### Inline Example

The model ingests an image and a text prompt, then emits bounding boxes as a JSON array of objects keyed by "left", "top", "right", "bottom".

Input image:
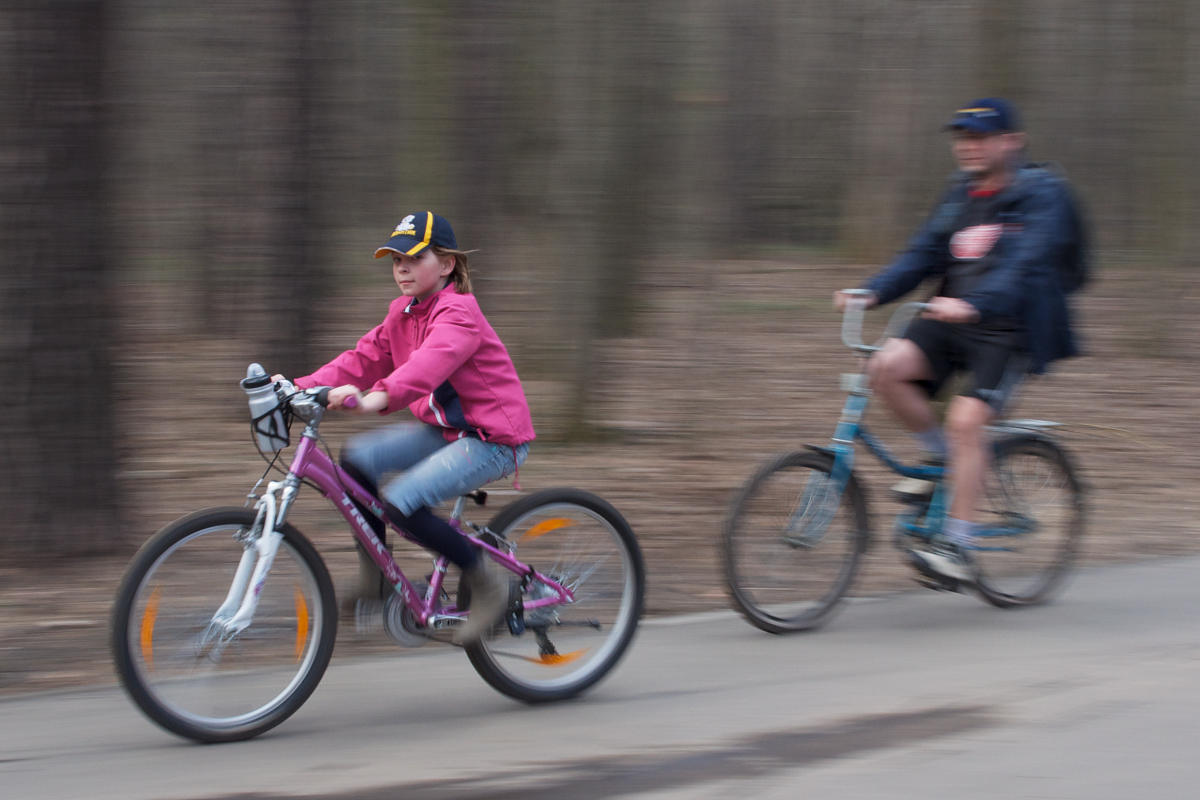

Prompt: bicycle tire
[
  {"left": 465, "top": 488, "right": 644, "bottom": 703},
  {"left": 972, "top": 435, "right": 1084, "bottom": 608},
  {"left": 722, "top": 449, "right": 870, "bottom": 634},
  {"left": 111, "top": 507, "right": 337, "bottom": 743}
]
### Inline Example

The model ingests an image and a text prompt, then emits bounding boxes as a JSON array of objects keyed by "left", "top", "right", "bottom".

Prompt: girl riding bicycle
[{"left": 285, "top": 212, "right": 535, "bottom": 644}]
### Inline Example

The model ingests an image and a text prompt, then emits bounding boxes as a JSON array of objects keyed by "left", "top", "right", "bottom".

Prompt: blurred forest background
[{"left": 1, "top": 0, "right": 1198, "bottom": 562}]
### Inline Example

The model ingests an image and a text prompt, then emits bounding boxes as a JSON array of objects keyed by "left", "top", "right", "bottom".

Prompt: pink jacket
[{"left": 295, "top": 285, "right": 536, "bottom": 446}]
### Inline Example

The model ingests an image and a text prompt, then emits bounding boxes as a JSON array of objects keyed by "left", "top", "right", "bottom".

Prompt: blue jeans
[{"left": 343, "top": 423, "right": 528, "bottom": 516}]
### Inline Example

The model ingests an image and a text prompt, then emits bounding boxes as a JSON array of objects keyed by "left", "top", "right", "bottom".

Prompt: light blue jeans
[{"left": 343, "top": 423, "right": 528, "bottom": 516}]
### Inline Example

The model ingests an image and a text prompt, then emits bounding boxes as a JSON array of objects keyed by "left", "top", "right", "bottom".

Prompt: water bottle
[{"left": 241, "top": 363, "right": 289, "bottom": 451}]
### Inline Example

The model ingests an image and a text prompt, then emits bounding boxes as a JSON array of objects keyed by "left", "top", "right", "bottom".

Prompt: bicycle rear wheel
[
  {"left": 722, "top": 450, "right": 870, "bottom": 634},
  {"left": 465, "top": 488, "right": 644, "bottom": 703},
  {"left": 972, "top": 435, "right": 1084, "bottom": 608},
  {"left": 112, "top": 507, "right": 337, "bottom": 743}
]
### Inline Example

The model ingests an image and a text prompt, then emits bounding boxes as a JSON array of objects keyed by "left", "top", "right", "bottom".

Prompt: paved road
[{"left": 4, "top": 556, "right": 1200, "bottom": 800}]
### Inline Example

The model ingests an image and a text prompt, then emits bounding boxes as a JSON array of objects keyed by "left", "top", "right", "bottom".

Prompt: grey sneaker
[
  {"left": 891, "top": 456, "right": 945, "bottom": 503},
  {"left": 908, "top": 543, "right": 975, "bottom": 592},
  {"left": 453, "top": 561, "right": 509, "bottom": 645}
]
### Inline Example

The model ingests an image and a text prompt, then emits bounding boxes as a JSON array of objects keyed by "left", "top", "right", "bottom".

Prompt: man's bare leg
[
  {"left": 868, "top": 338, "right": 937, "bottom": 434},
  {"left": 907, "top": 395, "right": 995, "bottom": 585},
  {"left": 945, "top": 395, "right": 996, "bottom": 526}
]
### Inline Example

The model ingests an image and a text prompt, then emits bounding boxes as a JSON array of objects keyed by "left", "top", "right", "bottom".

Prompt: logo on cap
[
  {"left": 374, "top": 212, "right": 455, "bottom": 259},
  {"left": 393, "top": 215, "right": 417, "bottom": 237},
  {"left": 945, "top": 97, "right": 1020, "bottom": 134}
]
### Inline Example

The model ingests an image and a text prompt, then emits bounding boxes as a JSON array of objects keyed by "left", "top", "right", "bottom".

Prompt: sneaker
[
  {"left": 908, "top": 544, "right": 975, "bottom": 592},
  {"left": 891, "top": 456, "right": 945, "bottom": 503},
  {"left": 453, "top": 561, "right": 509, "bottom": 645}
]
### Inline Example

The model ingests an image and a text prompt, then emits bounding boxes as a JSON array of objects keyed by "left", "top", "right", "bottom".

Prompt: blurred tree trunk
[
  {"left": 837, "top": 1, "right": 923, "bottom": 262},
  {"left": 593, "top": 0, "right": 672, "bottom": 338},
  {"left": 195, "top": 8, "right": 253, "bottom": 336},
  {"left": 264, "top": 0, "right": 324, "bottom": 379},
  {"left": 454, "top": 0, "right": 510, "bottom": 263},
  {"left": 542, "top": 0, "right": 672, "bottom": 438},
  {"left": 977, "top": 0, "right": 1025, "bottom": 99},
  {"left": 722, "top": 0, "right": 776, "bottom": 251},
  {"left": 0, "top": 0, "right": 122, "bottom": 557},
  {"left": 547, "top": 0, "right": 605, "bottom": 439},
  {"left": 1131, "top": 0, "right": 1188, "bottom": 259}
]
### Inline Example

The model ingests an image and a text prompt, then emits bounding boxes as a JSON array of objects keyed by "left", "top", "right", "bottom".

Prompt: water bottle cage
[{"left": 250, "top": 402, "right": 292, "bottom": 450}]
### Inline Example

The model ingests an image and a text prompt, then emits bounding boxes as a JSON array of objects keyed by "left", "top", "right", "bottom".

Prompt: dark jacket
[{"left": 862, "top": 165, "right": 1079, "bottom": 373}]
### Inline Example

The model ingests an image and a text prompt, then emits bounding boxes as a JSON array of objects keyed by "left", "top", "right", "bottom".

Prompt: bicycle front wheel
[
  {"left": 972, "top": 435, "right": 1084, "bottom": 608},
  {"left": 111, "top": 508, "right": 337, "bottom": 743},
  {"left": 722, "top": 450, "right": 870, "bottom": 634},
  {"left": 465, "top": 488, "right": 644, "bottom": 703}
]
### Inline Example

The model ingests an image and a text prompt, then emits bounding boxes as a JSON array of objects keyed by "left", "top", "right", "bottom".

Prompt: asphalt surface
[{"left": 4, "top": 555, "right": 1200, "bottom": 799}]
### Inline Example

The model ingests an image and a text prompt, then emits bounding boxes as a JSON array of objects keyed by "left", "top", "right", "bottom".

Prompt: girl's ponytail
[{"left": 432, "top": 246, "right": 474, "bottom": 294}]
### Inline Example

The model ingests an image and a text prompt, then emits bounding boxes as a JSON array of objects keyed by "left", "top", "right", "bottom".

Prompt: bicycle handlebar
[
  {"left": 839, "top": 296, "right": 929, "bottom": 355},
  {"left": 271, "top": 380, "right": 354, "bottom": 411}
]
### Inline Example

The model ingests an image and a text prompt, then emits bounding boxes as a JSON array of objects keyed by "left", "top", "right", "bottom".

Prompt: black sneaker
[{"left": 908, "top": 543, "right": 975, "bottom": 592}]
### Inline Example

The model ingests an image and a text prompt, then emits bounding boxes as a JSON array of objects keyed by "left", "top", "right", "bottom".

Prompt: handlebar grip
[
  {"left": 313, "top": 387, "right": 332, "bottom": 407},
  {"left": 342, "top": 394, "right": 359, "bottom": 409}
]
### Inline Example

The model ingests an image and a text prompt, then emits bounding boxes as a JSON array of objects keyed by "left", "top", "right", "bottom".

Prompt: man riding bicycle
[{"left": 835, "top": 97, "right": 1081, "bottom": 588}]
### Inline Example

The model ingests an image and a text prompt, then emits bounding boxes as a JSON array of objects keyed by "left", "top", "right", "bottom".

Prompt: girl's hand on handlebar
[
  {"left": 328, "top": 385, "right": 388, "bottom": 414},
  {"left": 922, "top": 296, "right": 980, "bottom": 324},
  {"left": 326, "top": 385, "right": 362, "bottom": 411},
  {"left": 833, "top": 290, "right": 877, "bottom": 313}
]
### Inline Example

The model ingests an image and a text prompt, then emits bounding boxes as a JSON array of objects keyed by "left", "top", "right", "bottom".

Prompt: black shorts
[{"left": 903, "top": 318, "right": 1025, "bottom": 412}]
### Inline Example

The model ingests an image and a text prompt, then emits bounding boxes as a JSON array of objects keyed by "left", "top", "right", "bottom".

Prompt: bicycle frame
[
  {"left": 813, "top": 299, "right": 1054, "bottom": 550},
  {"left": 823, "top": 378, "right": 949, "bottom": 540},
  {"left": 224, "top": 413, "right": 575, "bottom": 635},
  {"left": 808, "top": 297, "right": 1040, "bottom": 548}
]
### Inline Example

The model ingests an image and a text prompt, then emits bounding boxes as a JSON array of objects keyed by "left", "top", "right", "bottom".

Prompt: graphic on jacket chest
[{"left": 950, "top": 224, "right": 1003, "bottom": 260}]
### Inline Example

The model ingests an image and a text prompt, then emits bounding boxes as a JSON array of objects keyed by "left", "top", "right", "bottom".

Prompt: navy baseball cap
[
  {"left": 374, "top": 212, "right": 457, "bottom": 258},
  {"left": 944, "top": 98, "right": 1022, "bottom": 134}
]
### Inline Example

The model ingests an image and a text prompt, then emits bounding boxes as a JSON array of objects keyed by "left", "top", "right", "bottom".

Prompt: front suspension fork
[{"left": 213, "top": 478, "right": 298, "bottom": 633}]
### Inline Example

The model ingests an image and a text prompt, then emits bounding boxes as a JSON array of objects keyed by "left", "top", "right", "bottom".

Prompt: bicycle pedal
[
  {"left": 892, "top": 489, "right": 934, "bottom": 506},
  {"left": 353, "top": 598, "right": 385, "bottom": 634}
]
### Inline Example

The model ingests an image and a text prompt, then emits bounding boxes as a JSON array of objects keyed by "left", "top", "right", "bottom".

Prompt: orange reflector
[
  {"left": 520, "top": 518, "right": 574, "bottom": 542},
  {"left": 294, "top": 587, "right": 309, "bottom": 661},
  {"left": 140, "top": 586, "right": 161, "bottom": 671},
  {"left": 537, "top": 649, "right": 586, "bottom": 666}
]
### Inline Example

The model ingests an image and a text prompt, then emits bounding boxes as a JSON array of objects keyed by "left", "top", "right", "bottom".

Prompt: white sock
[
  {"left": 914, "top": 426, "right": 948, "bottom": 459},
  {"left": 943, "top": 517, "right": 978, "bottom": 547}
]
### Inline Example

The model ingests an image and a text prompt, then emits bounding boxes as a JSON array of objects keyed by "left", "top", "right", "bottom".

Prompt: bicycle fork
[
  {"left": 212, "top": 478, "right": 299, "bottom": 635},
  {"left": 784, "top": 383, "right": 866, "bottom": 546}
]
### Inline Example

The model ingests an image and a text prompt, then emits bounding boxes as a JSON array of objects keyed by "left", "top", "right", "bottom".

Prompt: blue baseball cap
[
  {"left": 944, "top": 98, "right": 1022, "bottom": 134},
  {"left": 374, "top": 212, "right": 458, "bottom": 258}
]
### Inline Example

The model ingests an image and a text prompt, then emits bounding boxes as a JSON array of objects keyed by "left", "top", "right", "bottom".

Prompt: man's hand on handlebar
[
  {"left": 833, "top": 292, "right": 979, "bottom": 324},
  {"left": 921, "top": 296, "right": 980, "bottom": 324},
  {"left": 833, "top": 290, "right": 878, "bottom": 313}
]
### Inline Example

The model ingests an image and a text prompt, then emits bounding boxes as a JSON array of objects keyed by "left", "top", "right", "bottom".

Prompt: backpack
[{"left": 1029, "top": 162, "right": 1090, "bottom": 294}]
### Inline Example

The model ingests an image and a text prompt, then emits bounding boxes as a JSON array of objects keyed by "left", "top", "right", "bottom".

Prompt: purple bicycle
[{"left": 111, "top": 368, "right": 645, "bottom": 743}]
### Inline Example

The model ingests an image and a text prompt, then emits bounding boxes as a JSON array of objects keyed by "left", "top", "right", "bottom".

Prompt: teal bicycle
[{"left": 721, "top": 292, "right": 1085, "bottom": 634}]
